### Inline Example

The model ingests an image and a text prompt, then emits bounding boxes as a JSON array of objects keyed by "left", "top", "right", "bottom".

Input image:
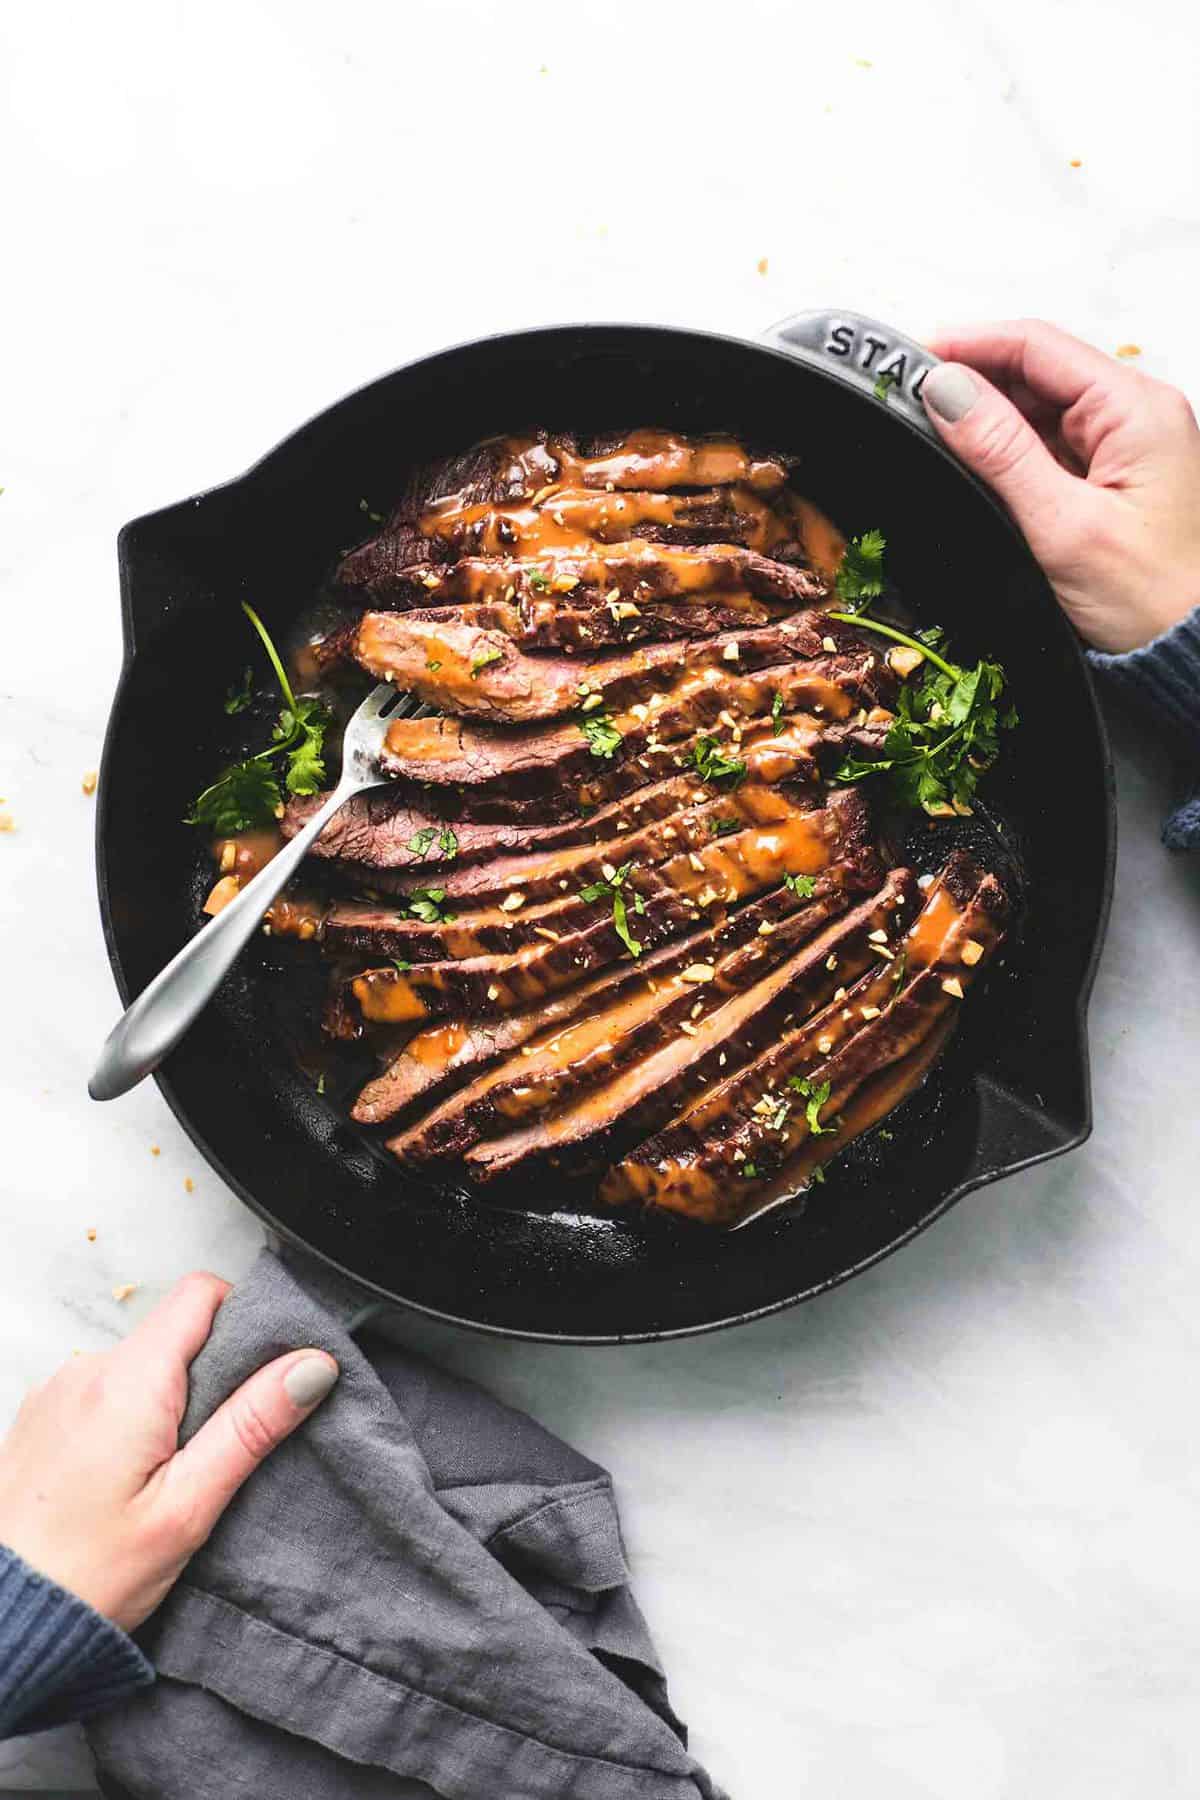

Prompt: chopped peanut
[
  {"left": 81, "top": 770, "right": 99, "bottom": 796},
  {"left": 941, "top": 976, "right": 965, "bottom": 998},
  {"left": 960, "top": 939, "right": 984, "bottom": 966}
]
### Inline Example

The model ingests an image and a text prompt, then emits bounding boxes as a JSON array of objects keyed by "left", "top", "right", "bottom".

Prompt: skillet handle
[{"left": 764, "top": 309, "right": 941, "bottom": 443}]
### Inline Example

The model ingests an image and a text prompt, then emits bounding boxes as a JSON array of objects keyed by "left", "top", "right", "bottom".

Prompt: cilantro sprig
[
  {"left": 580, "top": 710, "right": 623, "bottom": 760},
  {"left": 187, "top": 604, "right": 332, "bottom": 833},
  {"left": 406, "top": 826, "right": 459, "bottom": 862},
  {"left": 828, "top": 529, "right": 1016, "bottom": 815},
  {"left": 829, "top": 610, "right": 1016, "bottom": 815},
  {"left": 833, "top": 529, "right": 887, "bottom": 609},
  {"left": 580, "top": 861, "right": 645, "bottom": 958}
]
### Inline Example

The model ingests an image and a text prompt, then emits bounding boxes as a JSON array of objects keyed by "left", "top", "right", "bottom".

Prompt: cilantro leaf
[
  {"left": 711, "top": 817, "right": 740, "bottom": 837},
  {"left": 771, "top": 690, "right": 785, "bottom": 736},
  {"left": 406, "top": 827, "right": 437, "bottom": 857},
  {"left": 186, "top": 759, "right": 281, "bottom": 833},
  {"left": 224, "top": 667, "right": 254, "bottom": 715},
  {"left": 406, "top": 888, "right": 453, "bottom": 924},
  {"left": 692, "top": 734, "right": 746, "bottom": 786},
  {"left": 785, "top": 1074, "right": 836, "bottom": 1135},
  {"left": 784, "top": 872, "right": 817, "bottom": 897},
  {"left": 874, "top": 369, "right": 898, "bottom": 402},
  {"left": 580, "top": 711, "right": 623, "bottom": 759},
  {"left": 438, "top": 827, "right": 459, "bottom": 860},
  {"left": 579, "top": 861, "right": 642, "bottom": 957},
  {"left": 527, "top": 568, "right": 552, "bottom": 592},
  {"left": 392, "top": 958, "right": 412, "bottom": 972},
  {"left": 834, "top": 529, "right": 887, "bottom": 608},
  {"left": 470, "top": 645, "right": 504, "bottom": 678},
  {"left": 426, "top": 659, "right": 443, "bottom": 673},
  {"left": 281, "top": 697, "right": 331, "bottom": 796},
  {"left": 742, "top": 1164, "right": 758, "bottom": 1179}
]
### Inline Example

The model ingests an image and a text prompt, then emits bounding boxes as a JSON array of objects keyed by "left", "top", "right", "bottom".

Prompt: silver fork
[{"left": 89, "top": 683, "right": 420, "bottom": 1102}]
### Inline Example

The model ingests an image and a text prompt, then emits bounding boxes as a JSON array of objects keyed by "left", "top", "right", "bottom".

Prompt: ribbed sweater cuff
[
  {"left": 0, "top": 1545, "right": 153, "bottom": 1739},
  {"left": 1088, "top": 607, "right": 1200, "bottom": 746}
]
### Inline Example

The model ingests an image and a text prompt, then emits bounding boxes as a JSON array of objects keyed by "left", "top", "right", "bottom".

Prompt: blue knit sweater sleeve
[
  {"left": 0, "top": 1546, "right": 153, "bottom": 1739},
  {"left": 1088, "top": 607, "right": 1200, "bottom": 850}
]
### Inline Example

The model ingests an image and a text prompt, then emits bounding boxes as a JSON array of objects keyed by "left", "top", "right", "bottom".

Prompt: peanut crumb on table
[
  {"left": 1116, "top": 344, "right": 1142, "bottom": 358},
  {"left": 112, "top": 1284, "right": 138, "bottom": 1303},
  {"left": 756, "top": 258, "right": 768, "bottom": 276},
  {"left": 86, "top": 1228, "right": 97, "bottom": 1242},
  {"left": 81, "top": 770, "right": 98, "bottom": 796},
  {"left": 150, "top": 1145, "right": 160, "bottom": 1156},
  {"left": 184, "top": 1177, "right": 195, "bottom": 1193}
]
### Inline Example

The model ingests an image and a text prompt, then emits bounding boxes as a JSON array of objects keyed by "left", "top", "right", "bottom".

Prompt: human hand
[
  {"left": 0, "top": 1272, "right": 338, "bottom": 1633},
  {"left": 920, "top": 320, "right": 1200, "bottom": 653}
]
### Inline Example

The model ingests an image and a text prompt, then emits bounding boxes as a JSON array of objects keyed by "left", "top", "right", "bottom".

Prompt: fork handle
[{"left": 89, "top": 778, "right": 360, "bottom": 1101}]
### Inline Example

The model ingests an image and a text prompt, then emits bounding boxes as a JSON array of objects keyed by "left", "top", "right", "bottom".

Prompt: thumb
[
  {"left": 166, "top": 1349, "right": 339, "bottom": 1541},
  {"left": 921, "top": 361, "right": 1076, "bottom": 553}
]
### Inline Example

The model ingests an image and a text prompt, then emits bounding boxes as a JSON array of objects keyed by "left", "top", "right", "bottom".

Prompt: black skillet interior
[{"left": 97, "top": 325, "right": 1115, "bottom": 1341}]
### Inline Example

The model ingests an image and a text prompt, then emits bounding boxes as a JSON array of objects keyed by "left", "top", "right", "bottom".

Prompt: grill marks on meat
[
  {"left": 341, "top": 788, "right": 875, "bottom": 1022},
  {"left": 601, "top": 854, "right": 1009, "bottom": 1224},
  {"left": 388, "top": 881, "right": 860, "bottom": 1166},
  {"left": 460, "top": 870, "right": 918, "bottom": 1184},
  {"left": 377, "top": 651, "right": 892, "bottom": 814},
  {"left": 349, "top": 609, "right": 858, "bottom": 722}
]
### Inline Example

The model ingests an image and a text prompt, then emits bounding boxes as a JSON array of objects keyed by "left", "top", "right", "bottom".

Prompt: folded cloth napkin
[{"left": 86, "top": 1248, "right": 725, "bottom": 1800}]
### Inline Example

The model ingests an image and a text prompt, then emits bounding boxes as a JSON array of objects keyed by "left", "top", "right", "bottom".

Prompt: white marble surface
[{"left": 3, "top": 2, "right": 1200, "bottom": 1792}]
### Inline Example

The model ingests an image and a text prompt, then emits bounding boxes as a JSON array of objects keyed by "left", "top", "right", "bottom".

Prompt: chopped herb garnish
[
  {"left": 438, "top": 827, "right": 459, "bottom": 860},
  {"left": 768, "top": 1099, "right": 790, "bottom": 1132},
  {"left": 426, "top": 659, "right": 443, "bottom": 673},
  {"left": 580, "top": 861, "right": 642, "bottom": 957},
  {"left": 828, "top": 610, "right": 1015, "bottom": 816},
  {"left": 316, "top": 1072, "right": 326, "bottom": 1095},
  {"left": 783, "top": 872, "right": 817, "bottom": 897},
  {"left": 580, "top": 710, "right": 623, "bottom": 760},
  {"left": 392, "top": 959, "right": 413, "bottom": 972},
  {"left": 833, "top": 529, "right": 887, "bottom": 609},
  {"left": 470, "top": 645, "right": 504, "bottom": 678},
  {"left": 785, "top": 1074, "right": 836, "bottom": 1136},
  {"left": 874, "top": 369, "right": 898, "bottom": 402},
  {"left": 692, "top": 734, "right": 746, "bottom": 786},
  {"left": 406, "top": 827, "right": 437, "bottom": 857},
  {"left": 711, "top": 817, "right": 740, "bottom": 837},
  {"left": 742, "top": 1164, "right": 758, "bottom": 1179},
  {"left": 187, "top": 604, "right": 332, "bottom": 831},
  {"left": 527, "top": 568, "right": 552, "bottom": 591},
  {"left": 877, "top": 1128, "right": 894, "bottom": 1142},
  {"left": 771, "top": 690, "right": 785, "bottom": 735},
  {"left": 359, "top": 498, "right": 384, "bottom": 523},
  {"left": 810, "top": 1164, "right": 827, "bottom": 1184},
  {"left": 224, "top": 667, "right": 254, "bottom": 715},
  {"left": 405, "top": 888, "right": 454, "bottom": 925}
]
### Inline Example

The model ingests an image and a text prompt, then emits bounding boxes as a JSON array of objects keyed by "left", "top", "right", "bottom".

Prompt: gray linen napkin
[{"left": 85, "top": 1249, "right": 725, "bottom": 1800}]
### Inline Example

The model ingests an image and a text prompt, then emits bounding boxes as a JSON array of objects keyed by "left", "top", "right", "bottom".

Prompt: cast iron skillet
[{"left": 95, "top": 311, "right": 1116, "bottom": 1343}]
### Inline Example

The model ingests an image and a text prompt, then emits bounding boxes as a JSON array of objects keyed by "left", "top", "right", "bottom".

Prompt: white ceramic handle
[{"left": 88, "top": 779, "right": 356, "bottom": 1101}]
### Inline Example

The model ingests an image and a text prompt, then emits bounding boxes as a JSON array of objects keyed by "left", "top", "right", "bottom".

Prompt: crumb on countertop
[
  {"left": 854, "top": 57, "right": 873, "bottom": 68},
  {"left": 0, "top": 812, "right": 14, "bottom": 833},
  {"left": 81, "top": 770, "right": 98, "bottom": 796},
  {"left": 150, "top": 1144, "right": 161, "bottom": 1156},
  {"left": 1116, "top": 343, "right": 1142, "bottom": 358},
  {"left": 756, "top": 257, "right": 768, "bottom": 276},
  {"left": 184, "top": 1177, "right": 194, "bottom": 1193},
  {"left": 1069, "top": 158, "right": 1082, "bottom": 168},
  {"left": 112, "top": 1283, "right": 138, "bottom": 1303},
  {"left": 86, "top": 1227, "right": 97, "bottom": 1242}
]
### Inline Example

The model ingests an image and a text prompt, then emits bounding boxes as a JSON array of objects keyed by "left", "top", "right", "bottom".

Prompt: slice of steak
[
  {"left": 350, "top": 609, "right": 856, "bottom": 723},
  {"left": 340, "top": 788, "right": 874, "bottom": 1023},
  {"left": 352, "top": 872, "right": 843, "bottom": 1128},
  {"left": 460, "top": 869, "right": 918, "bottom": 1182},
  {"left": 340, "top": 543, "right": 827, "bottom": 615},
  {"left": 378, "top": 650, "right": 892, "bottom": 808},
  {"left": 282, "top": 769, "right": 731, "bottom": 890},
  {"left": 388, "top": 879, "right": 860, "bottom": 1168},
  {"left": 602, "top": 854, "right": 1009, "bottom": 1223}
]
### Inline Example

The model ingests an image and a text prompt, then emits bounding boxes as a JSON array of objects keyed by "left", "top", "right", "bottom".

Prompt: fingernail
[
  {"left": 923, "top": 363, "right": 980, "bottom": 423},
  {"left": 283, "top": 1354, "right": 339, "bottom": 1408}
]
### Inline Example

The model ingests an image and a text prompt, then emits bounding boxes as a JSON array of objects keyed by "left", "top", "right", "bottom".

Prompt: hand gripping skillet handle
[{"left": 763, "top": 310, "right": 942, "bottom": 443}]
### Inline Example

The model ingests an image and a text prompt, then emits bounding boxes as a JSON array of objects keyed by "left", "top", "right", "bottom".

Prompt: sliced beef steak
[
  {"left": 601, "top": 854, "right": 1009, "bottom": 1223},
  {"left": 459, "top": 868, "right": 917, "bottom": 1183},
  {"left": 387, "top": 879, "right": 861, "bottom": 1168},
  {"left": 349, "top": 609, "right": 860, "bottom": 723},
  {"left": 341, "top": 788, "right": 875, "bottom": 1023},
  {"left": 377, "top": 650, "right": 892, "bottom": 811}
]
